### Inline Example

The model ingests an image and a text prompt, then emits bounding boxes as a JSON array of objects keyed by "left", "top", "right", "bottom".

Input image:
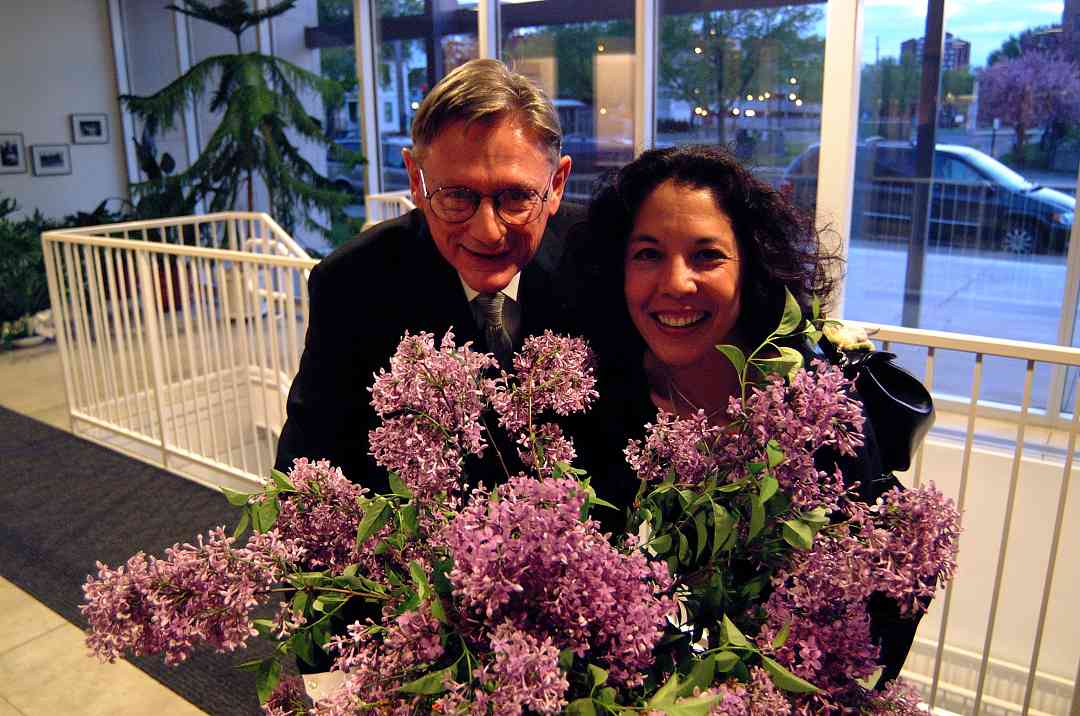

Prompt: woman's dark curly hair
[{"left": 583, "top": 144, "right": 840, "bottom": 355}]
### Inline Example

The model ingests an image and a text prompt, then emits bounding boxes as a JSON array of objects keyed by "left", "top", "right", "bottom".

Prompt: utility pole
[{"left": 901, "top": 0, "right": 945, "bottom": 328}]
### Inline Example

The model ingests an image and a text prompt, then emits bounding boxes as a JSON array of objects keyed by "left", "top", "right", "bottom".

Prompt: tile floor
[{"left": 0, "top": 342, "right": 206, "bottom": 715}]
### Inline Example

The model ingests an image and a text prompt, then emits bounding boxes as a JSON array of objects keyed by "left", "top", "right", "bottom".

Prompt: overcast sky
[{"left": 853, "top": 0, "right": 1065, "bottom": 68}]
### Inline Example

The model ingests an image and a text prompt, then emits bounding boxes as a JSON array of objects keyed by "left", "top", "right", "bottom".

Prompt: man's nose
[
  {"left": 467, "top": 197, "right": 506, "bottom": 246},
  {"left": 661, "top": 258, "right": 697, "bottom": 296}
]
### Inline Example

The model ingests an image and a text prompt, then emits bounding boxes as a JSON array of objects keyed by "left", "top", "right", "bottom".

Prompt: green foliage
[
  {"left": 0, "top": 202, "right": 56, "bottom": 323},
  {"left": 121, "top": 0, "right": 360, "bottom": 236}
]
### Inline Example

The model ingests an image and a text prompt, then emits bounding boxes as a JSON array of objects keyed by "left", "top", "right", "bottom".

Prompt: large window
[
  {"left": 374, "top": 1, "right": 479, "bottom": 191},
  {"left": 500, "top": 0, "right": 635, "bottom": 204},
  {"left": 837, "top": 1, "right": 1079, "bottom": 411},
  {"left": 658, "top": 1, "right": 827, "bottom": 189}
]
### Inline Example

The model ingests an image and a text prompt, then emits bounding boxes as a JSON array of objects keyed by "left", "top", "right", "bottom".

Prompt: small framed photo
[
  {"left": 31, "top": 144, "right": 72, "bottom": 176},
  {"left": 71, "top": 113, "right": 109, "bottom": 144},
  {"left": 0, "top": 132, "right": 26, "bottom": 174}
]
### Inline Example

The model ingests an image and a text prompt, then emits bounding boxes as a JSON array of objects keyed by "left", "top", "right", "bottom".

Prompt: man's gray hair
[{"left": 410, "top": 58, "right": 562, "bottom": 163}]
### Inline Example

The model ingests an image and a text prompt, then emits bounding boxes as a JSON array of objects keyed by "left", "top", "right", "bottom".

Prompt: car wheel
[{"left": 999, "top": 221, "right": 1038, "bottom": 255}]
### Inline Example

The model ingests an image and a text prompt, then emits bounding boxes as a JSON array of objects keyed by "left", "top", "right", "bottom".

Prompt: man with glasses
[{"left": 275, "top": 58, "right": 587, "bottom": 496}]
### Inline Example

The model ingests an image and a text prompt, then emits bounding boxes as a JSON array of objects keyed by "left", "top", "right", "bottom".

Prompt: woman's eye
[
  {"left": 630, "top": 247, "right": 661, "bottom": 262},
  {"left": 695, "top": 249, "right": 729, "bottom": 264}
]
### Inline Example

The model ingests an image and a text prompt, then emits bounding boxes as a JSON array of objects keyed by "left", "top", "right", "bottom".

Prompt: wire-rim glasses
[{"left": 418, "top": 166, "right": 554, "bottom": 226}]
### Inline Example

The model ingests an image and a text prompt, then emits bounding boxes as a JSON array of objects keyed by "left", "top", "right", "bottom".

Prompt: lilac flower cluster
[
  {"left": 706, "top": 667, "right": 792, "bottom": 716},
  {"left": 757, "top": 529, "right": 882, "bottom": 700},
  {"left": 624, "top": 410, "right": 722, "bottom": 485},
  {"left": 369, "top": 331, "right": 496, "bottom": 501},
  {"left": 492, "top": 331, "right": 598, "bottom": 434},
  {"left": 723, "top": 360, "right": 865, "bottom": 510},
  {"left": 316, "top": 603, "right": 445, "bottom": 716},
  {"left": 271, "top": 458, "right": 370, "bottom": 573},
  {"left": 81, "top": 528, "right": 303, "bottom": 665},
  {"left": 437, "top": 622, "right": 570, "bottom": 716},
  {"left": 263, "top": 676, "right": 312, "bottom": 716},
  {"left": 757, "top": 484, "right": 959, "bottom": 711},
  {"left": 517, "top": 422, "right": 577, "bottom": 477},
  {"left": 867, "top": 484, "right": 961, "bottom": 615},
  {"left": 445, "top": 475, "right": 674, "bottom": 685}
]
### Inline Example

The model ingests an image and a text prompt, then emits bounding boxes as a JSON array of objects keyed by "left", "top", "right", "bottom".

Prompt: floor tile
[
  {"left": 0, "top": 623, "right": 205, "bottom": 716},
  {"left": 0, "top": 579, "right": 66, "bottom": 654},
  {"left": 0, "top": 695, "right": 24, "bottom": 715}
]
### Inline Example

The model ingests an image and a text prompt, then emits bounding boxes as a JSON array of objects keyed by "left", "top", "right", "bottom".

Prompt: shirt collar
[{"left": 460, "top": 272, "right": 521, "bottom": 303}]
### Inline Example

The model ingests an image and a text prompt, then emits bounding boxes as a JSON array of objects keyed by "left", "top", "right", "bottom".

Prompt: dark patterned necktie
[{"left": 475, "top": 292, "right": 513, "bottom": 369}]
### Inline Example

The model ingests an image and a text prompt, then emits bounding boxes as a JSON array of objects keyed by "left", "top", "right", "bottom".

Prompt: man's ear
[
  {"left": 402, "top": 147, "right": 423, "bottom": 204},
  {"left": 546, "top": 154, "right": 573, "bottom": 216}
]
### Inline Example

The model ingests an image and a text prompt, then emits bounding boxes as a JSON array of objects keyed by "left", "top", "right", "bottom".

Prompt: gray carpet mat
[{"left": 0, "top": 405, "right": 278, "bottom": 715}]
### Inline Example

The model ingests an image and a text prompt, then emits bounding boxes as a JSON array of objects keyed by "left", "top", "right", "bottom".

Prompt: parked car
[
  {"left": 781, "top": 141, "right": 1075, "bottom": 255},
  {"left": 326, "top": 133, "right": 412, "bottom": 196}
]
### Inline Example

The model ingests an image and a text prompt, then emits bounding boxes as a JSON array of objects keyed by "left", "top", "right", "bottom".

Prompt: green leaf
[
  {"left": 429, "top": 594, "right": 448, "bottom": 624},
  {"left": 252, "top": 497, "right": 280, "bottom": 533},
  {"left": 720, "top": 615, "right": 750, "bottom": 648},
  {"left": 596, "top": 687, "right": 617, "bottom": 705},
  {"left": 772, "top": 621, "right": 792, "bottom": 649},
  {"left": 714, "top": 343, "right": 746, "bottom": 375},
  {"left": 811, "top": 294, "right": 821, "bottom": 320},
  {"left": 781, "top": 519, "right": 814, "bottom": 550},
  {"left": 677, "top": 531, "right": 689, "bottom": 562},
  {"left": 800, "top": 507, "right": 830, "bottom": 527},
  {"left": 649, "top": 534, "right": 672, "bottom": 556},
  {"left": 231, "top": 509, "right": 250, "bottom": 540},
  {"left": 712, "top": 503, "right": 735, "bottom": 557},
  {"left": 760, "top": 655, "right": 820, "bottom": 693},
  {"left": 558, "top": 648, "right": 575, "bottom": 671},
  {"left": 665, "top": 693, "right": 722, "bottom": 716},
  {"left": 682, "top": 655, "right": 716, "bottom": 696},
  {"left": 749, "top": 499, "right": 765, "bottom": 541},
  {"left": 856, "top": 666, "right": 884, "bottom": 691},
  {"left": 342, "top": 563, "right": 359, "bottom": 577},
  {"left": 588, "top": 664, "right": 608, "bottom": 689},
  {"left": 778, "top": 346, "right": 805, "bottom": 382},
  {"left": 758, "top": 474, "right": 779, "bottom": 505},
  {"left": 270, "top": 468, "right": 294, "bottom": 492},
  {"left": 589, "top": 495, "right": 618, "bottom": 511},
  {"left": 222, "top": 486, "right": 254, "bottom": 507},
  {"left": 355, "top": 497, "right": 389, "bottom": 548},
  {"left": 399, "top": 504, "right": 418, "bottom": 538},
  {"left": 409, "top": 561, "right": 432, "bottom": 600},
  {"left": 292, "top": 590, "right": 310, "bottom": 614},
  {"left": 646, "top": 672, "right": 683, "bottom": 708},
  {"left": 291, "top": 629, "right": 316, "bottom": 666},
  {"left": 252, "top": 618, "right": 275, "bottom": 637},
  {"left": 776, "top": 287, "right": 803, "bottom": 336},
  {"left": 565, "top": 698, "right": 597, "bottom": 716},
  {"left": 234, "top": 656, "right": 269, "bottom": 672},
  {"left": 713, "top": 650, "right": 740, "bottom": 672},
  {"left": 765, "top": 440, "right": 785, "bottom": 469},
  {"left": 255, "top": 657, "right": 282, "bottom": 704},
  {"left": 388, "top": 472, "right": 412, "bottom": 498},
  {"left": 398, "top": 666, "right": 453, "bottom": 695},
  {"left": 693, "top": 509, "right": 709, "bottom": 560}
]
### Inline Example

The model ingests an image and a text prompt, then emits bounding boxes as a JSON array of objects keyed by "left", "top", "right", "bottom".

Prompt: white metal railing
[
  {"left": 364, "top": 190, "right": 415, "bottom": 228},
  {"left": 849, "top": 320, "right": 1080, "bottom": 716},
  {"left": 38, "top": 212, "right": 1080, "bottom": 713},
  {"left": 41, "top": 213, "right": 318, "bottom": 492}
]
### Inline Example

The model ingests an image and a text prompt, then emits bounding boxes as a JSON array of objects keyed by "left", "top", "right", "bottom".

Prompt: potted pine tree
[{"left": 121, "top": 0, "right": 359, "bottom": 237}]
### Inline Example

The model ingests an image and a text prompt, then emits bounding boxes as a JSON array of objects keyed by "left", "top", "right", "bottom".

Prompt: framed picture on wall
[
  {"left": 0, "top": 132, "right": 26, "bottom": 174},
  {"left": 31, "top": 144, "right": 71, "bottom": 176},
  {"left": 71, "top": 113, "right": 109, "bottom": 144}
]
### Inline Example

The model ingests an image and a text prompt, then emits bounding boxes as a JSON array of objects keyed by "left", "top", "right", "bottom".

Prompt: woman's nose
[{"left": 661, "top": 258, "right": 696, "bottom": 296}]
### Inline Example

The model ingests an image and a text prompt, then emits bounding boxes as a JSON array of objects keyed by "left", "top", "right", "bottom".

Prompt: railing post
[{"left": 135, "top": 249, "right": 171, "bottom": 469}]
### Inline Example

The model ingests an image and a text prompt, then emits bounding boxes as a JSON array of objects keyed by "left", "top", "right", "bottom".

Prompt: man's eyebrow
[{"left": 628, "top": 235, "right": 658, "bottom": 244}]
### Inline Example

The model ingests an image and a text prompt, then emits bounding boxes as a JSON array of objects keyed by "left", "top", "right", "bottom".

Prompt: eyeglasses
[{"left": 418, "top": 166, "right": 554, "bottom": 226}]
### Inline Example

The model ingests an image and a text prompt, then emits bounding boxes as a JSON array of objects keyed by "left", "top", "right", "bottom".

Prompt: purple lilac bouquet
[{"left": 82, "top": 292, "right": 960, "bottom": 715}]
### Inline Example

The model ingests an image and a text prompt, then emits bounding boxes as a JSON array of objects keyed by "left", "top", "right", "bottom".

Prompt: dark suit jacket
[{"left": 274, "top": 205, "right": 588, "bottom": 494}]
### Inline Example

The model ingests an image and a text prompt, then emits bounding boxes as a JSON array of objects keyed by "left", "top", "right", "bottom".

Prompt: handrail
[{"left": 850, "top": 320, "right": 1080, "bottom": 366}]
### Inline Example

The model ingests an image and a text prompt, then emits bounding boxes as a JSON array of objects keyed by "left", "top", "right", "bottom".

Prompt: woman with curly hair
[{"left": 570, "top": 144, "right": 919, "bottom": 686}]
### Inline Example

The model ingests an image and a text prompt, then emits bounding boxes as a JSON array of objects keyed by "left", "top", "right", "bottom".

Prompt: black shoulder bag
[{"left": 819, "top": 339, "right": 935, "bottom": 474}]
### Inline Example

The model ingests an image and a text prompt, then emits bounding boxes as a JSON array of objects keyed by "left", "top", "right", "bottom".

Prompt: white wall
[{"left": 0, "top": 1, "right": 129, "bottom": 219}]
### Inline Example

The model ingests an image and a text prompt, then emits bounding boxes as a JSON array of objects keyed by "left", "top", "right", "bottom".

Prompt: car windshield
[{"left": 959, "top": 150, "right": 1033, "bottom": 192}]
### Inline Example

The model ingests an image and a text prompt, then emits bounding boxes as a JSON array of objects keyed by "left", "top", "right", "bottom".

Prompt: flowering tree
[{"left": 978, "top": 51, "right": 1080, "bottom": 165}]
